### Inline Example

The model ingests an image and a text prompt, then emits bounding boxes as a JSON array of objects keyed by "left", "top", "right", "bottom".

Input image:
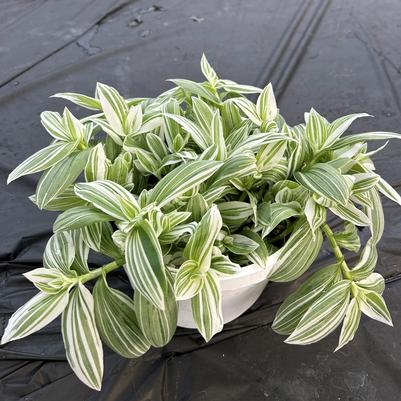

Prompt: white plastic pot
[{"left": 177, "top": 264, "right": 269, "bottom": 329}]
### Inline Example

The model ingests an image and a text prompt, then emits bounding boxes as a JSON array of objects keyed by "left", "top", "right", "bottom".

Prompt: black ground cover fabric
[{"left": 1, "top": 0, "right": 401, "bottom": 399}]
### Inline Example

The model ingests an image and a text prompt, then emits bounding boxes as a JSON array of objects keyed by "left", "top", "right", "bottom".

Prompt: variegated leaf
[
  {"left": 43, "top": 231, "right": 75, "bottom": 274},
  {"left": 54, "top": 206, "right": 113, "bottom": 231},
  {"left": 149, "top": 160, "right": 221, "bottom": 207},
  {"left": 358, "top": 289, "right": 392, "bottom": 326},
  {"left": 174, "top": 260, "right": 204, "bottom": 300},
  {"left": 285, "top": 280, "right": 351, "bottom": 345},
  {"left": 270, "top": 220, "right": 323, "bottom": 282},
  {"left": 200, "top": 53, "right": 218, "bottom": 86},
  {"left": 96, "top": 82, "right": 128, "bottom": 136},
  {"left": 52, "top": 92, "right": 101, "bottom": 110},
  {"left": 93, "top": 275, "right": 150, "bottom": 358},
  {"left": 2, "top": 290, "right": 70, "bottom": 344},
  {"left": 75, "top": 180, "right": 140, "bottom": 221},
  {"left": 125, "top": 220, "right": 167, "bottom": 310},
  {"left": 294, "top": 163, "right": 352, "bottom": 206},
  {"left": 35, "top": 149, "right": 90, "bottom": 209},
  {"left": 256, "top": 83, "right": 278, "bottom": 122},
  {"left": 183, "top": 205, "right": 222, "bottom": 272},
  {"left": 335, "top": 298, "right": 361, "bottom": 351},
  {"left": 8, "top": 141, "right": 78, "bottom": 184},
  {"left": 134, "top": 271, "right": 177, "bottom": 347},
  {"left": 272, "top": 264, "right": 341, "bottom": 335},
  {"left": 191, "top": 269, "right": 223, "bottom": 341},
  {"left": 62, "top": 284, "right": 103, "bottom": 390}
]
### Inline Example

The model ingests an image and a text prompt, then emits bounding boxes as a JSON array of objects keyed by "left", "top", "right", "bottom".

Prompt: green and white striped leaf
[
  {"left": 63, "top": 108, "right": 85, "bottom": 141},
  {"left": 29, "top": 186, "right": 86, "bottom": 211},
  {"left": 23, "top": 267, "right": 75, "bottom": 294},
  {"left": 174, "top": 260, "right": 204, "bottom": 300},
  {"left": 223, "top": 234, "right": 259, "bottom": 255},
  {"left": 210, "top": 255, "right": 240, "bottom": 276},
  {"left": 218, "top": 79, "right": 261, "bottom": 94},
  {"left": 146, "top": 133, "right": 168, "bottom": 161},
  {"left": 333, "top": 222, "right": 361, "bottom": 252},
  {"left": 159, "top": 222, "right": 198, "bottom": 244},
  {"left": 134, "top": 148, "right": 160, "bottom": 176},
  {"left": 358, "top": 289, "right": 393, "bottom": 326},
  {"left": 272, "top": 264, "right": 341, "bottom": 335},
  {"left": 256, "top": 140, "right": 287, "bottom": 172},
  {"left": 96, "top": 83, "right": 128, "bottom": 136},
  {"left": 163, "top": 113, "right": 210, "bottom": 150},
  {"left": 43, "top": 231, "right": 75, "bottom": 274},
  {"left": 40, "top": 111, "right": 71, "bottom": 141},
  {"left": 364, "top": 188, "right": 384, "bottom": 245},
  {"left": 93, "top": 275, "right": 150, "bottom": 358},
  {"left": 258, "top": 201, "right": 301, "bottom": 236},
  {"left": 62, "top": 284, "right": 103, "bottom": 391},
  {"left": 270, "top": 220, "right": 323, "bottom": 282},
  {"left": 294, "top": 163, "right": 352, "bottom": 205},
  {"left": 231, "top": 98, "right": 262, "bottom": 126},
  {"left": 91, "top": 117, "right": 123, "bottom": 145},
  {"left": 356, "top": 273, "right": 385, "bottom": 295},
  {"left": 85, "top": 143, "right": 108, "bottom": 182},
  {"left": 335, "top": 298, "right": 361, "bottom": 351},
  {"left": 211, "top": 111, "right": 226, "bottom": 160},
  {"left": 149, "top": 160, "right": 221, "bottom": 207},
  {"left": 1, "top": 289, "right": 70, "bottom": 344},
  {"left": 200, "top": 53, "right": 218, "bottom": 86},
  {"left": 54, "top": 206, "right": 113, "bottom": 231},
  {"left": 35, "top": 149, "right": 90, "bottom": 209},
  {"left": 330, "top": 201, "right": 370, "bottom": 226},
  {"left": 186, "top": 193, "right": 209, "bottom": 222},
  {"left": 192, "top": 270, "right": 223, "bottom": 342},
  {"left": 304, "top": 198, "right": 327, "bottom": 236},
  {"left": 324, "top": 113, "right": 370, "bottom": 149},
  {"left": 285, "top": 280, "right": 351, "bottom": 345},
  {"left": 125, "top": 220, "right": 167, "bottom": 310},
  {"left": 134, "top": 272, "right": 177, "bottom": 347},
  {"left": 207, "top": 153, "right": 256, "bottom": 189},
  {"left": 377, "top": 177, "right": 401, "bottom": 206},
  {"left": 221, "top": 99, "right": 242, "bottom": 133},
  {"left": 352, "top": 172, "right": 380, "bottom": 193},
  {"left": 8, "top": 141, "right": 78, "bottom": 184},
  {"left": 52, "top": 92, "right": 101, "bottom": 110},
  {"left": 81, "top": 222, "right": 103, "bottom": 251},
  {"left": 168, "top": 79, "right": 220, "bottom": 104},
  {"left": 125, "top": 105, "right": 143, "bottom": 135},
  {"left": 242, "top": 229, "right": 271, "bottom": 271},
  {"left": 305, "top": 108, "right": 328, "bottom": 150},
  {"left": 350, "top": 239, "right": 377, "bottom": 281},
  {"left": 69, "top": 230, "right": 89, "bottom": 274},
  {"left": 328, "top": 131, "right": 401, "bottom": 150},
  {"left": 218, "top": 201, "right": 253, "bottom": 228},
  {"left": 75, "top": 180, "right": 140, "bottom": 221},
  {"left": 256, "top": 83, "right": 278, "bottom": 122},
  {"left": 184, "top": 205, "right": 222, "bottom": 272},
  {"left": 98, "top": 222, "right": 123, "bottom": 260}
]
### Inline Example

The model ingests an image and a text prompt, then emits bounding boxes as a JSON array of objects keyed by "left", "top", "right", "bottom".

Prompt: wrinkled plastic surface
[{"left": 1, "top": 0, "right": 401, "bottom": 400}]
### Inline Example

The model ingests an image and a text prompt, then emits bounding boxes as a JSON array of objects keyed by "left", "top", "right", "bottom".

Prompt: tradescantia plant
[{"left": 3, "top": 54, "right": 401, "bottom": 390}]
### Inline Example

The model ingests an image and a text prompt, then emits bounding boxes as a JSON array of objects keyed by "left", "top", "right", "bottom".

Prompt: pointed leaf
[
  {"left": 2, "top": 290, "right": 69, "bottom": 344},
  {"left": 192, "top": 270, "right": 223, "bottom": 342},
  {"left": 125, "top": 220, "right": 167, "bottom": 310},
  {"left": 62, "top": 284, "right": 103, "bottom": 390},
  {"left": 93, "top": 276, "right": 150, "bottom": 358}
]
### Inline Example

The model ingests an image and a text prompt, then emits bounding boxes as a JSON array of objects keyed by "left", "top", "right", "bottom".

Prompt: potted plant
[{"left": 3, "top": 55, "right": 401, "bottom": 390}]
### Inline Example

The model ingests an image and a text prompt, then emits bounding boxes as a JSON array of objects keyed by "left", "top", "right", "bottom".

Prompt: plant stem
[
  {"left": 80, "top": 258, "right": 125, "bottom": 284},
  {"left": 321, "top": 223, "right": 352, "bottom": 280}
]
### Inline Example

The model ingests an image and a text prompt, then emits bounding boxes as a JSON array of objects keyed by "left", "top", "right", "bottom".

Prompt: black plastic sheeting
[{"left": 1, "top": 0, "right": 401, "bottom": 399}]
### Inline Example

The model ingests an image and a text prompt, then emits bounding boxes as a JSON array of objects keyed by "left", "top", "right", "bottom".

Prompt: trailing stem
[
  {"left": 321, "top": 223, "right": 352, "bottom": 280},
  {"left": 79, "top": 258, "right": 125, "bottom": 284}
]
